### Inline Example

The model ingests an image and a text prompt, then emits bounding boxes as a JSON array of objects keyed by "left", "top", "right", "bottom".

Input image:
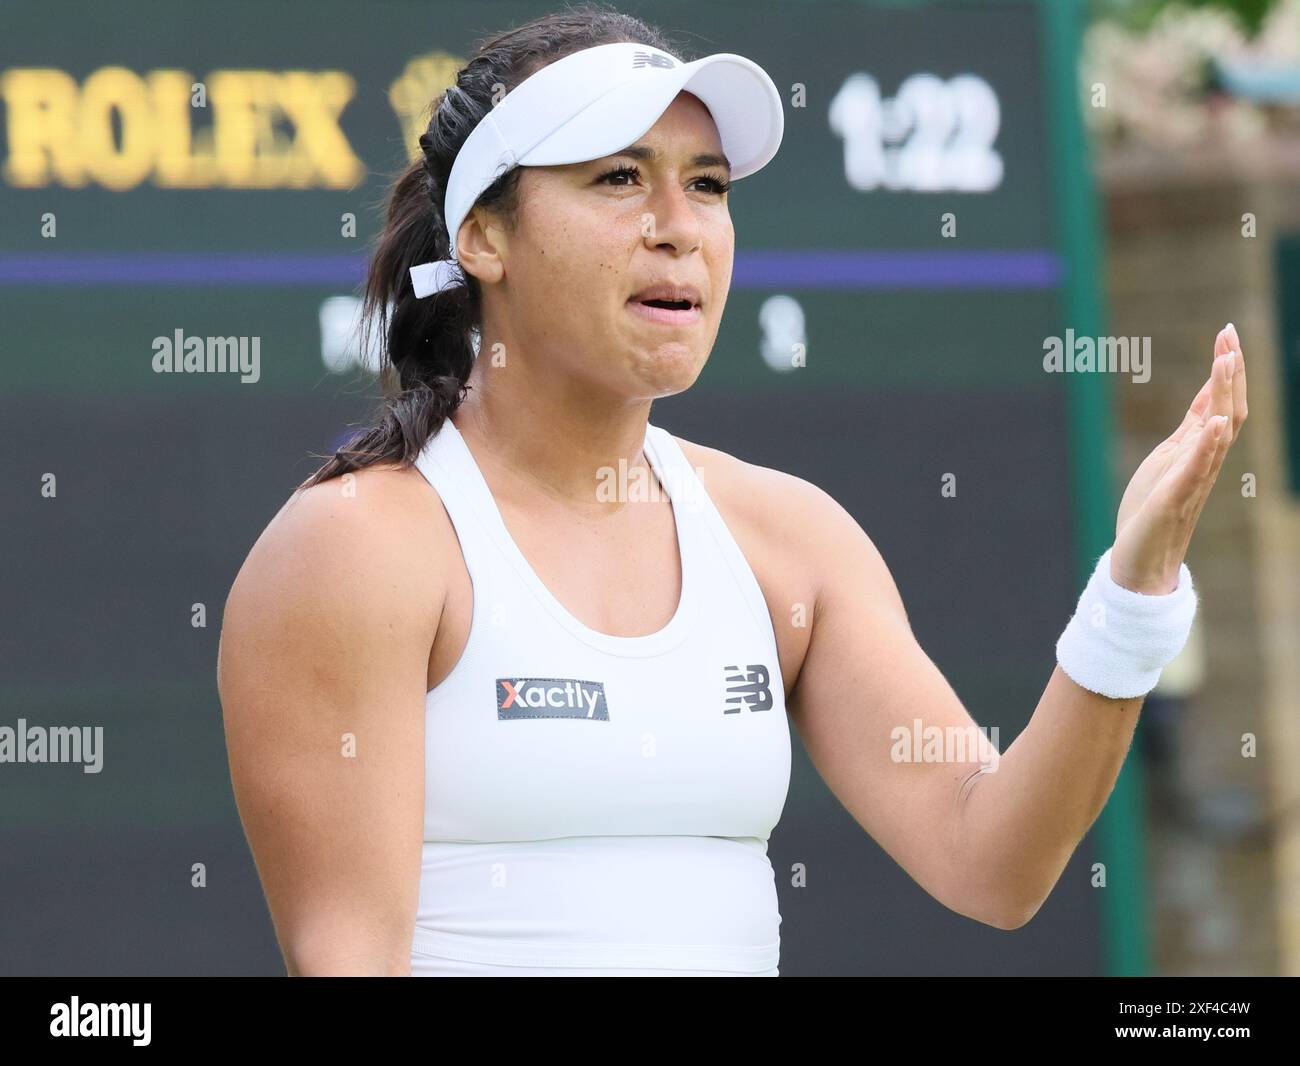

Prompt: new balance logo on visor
[
  {"left": 632, "top": 51, "right": 676, "bottom": 69},
  {"left": 497, "top": 678, "right": 609, "bottom": 721},
  {"left": 724, "top": 665, "right": 773, "bottom": 714}
]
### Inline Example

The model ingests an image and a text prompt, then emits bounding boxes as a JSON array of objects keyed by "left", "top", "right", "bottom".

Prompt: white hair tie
[{"left": 410, "top": 259, "right": 465, "bottom": 298}]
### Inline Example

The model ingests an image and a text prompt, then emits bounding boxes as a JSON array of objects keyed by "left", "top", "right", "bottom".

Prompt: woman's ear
[{"left": 455, "top": 207, "right": 506, "bottom": 286}]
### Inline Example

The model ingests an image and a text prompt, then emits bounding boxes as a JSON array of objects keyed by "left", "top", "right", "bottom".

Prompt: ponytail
[{"left": 299, "top": 149, "right": 480, "bottom": 488}]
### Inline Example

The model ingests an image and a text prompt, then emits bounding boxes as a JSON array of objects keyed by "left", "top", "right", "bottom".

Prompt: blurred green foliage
[{"left": 1091, "top": 0, "right": 1278, "bottom": 36}]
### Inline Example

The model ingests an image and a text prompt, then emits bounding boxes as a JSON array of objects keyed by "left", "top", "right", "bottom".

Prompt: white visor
[{"left": 408, "top": 41, "right": 784, "bottom": 298}]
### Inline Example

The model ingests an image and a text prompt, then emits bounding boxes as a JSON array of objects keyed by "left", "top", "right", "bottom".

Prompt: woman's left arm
[
  {"left": 786, "top": 324, "right": 1246, "bottom": 929},
  {"left": 956, "top": 324, "right": 1247, "bottom": 922}
]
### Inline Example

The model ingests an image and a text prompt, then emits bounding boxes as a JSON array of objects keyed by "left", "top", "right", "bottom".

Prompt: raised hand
[{"left": 1110, "top": 323, "right": 1248, "bottom": 595}]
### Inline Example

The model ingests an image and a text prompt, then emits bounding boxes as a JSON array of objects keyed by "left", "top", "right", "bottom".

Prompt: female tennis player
[{"left": 217, "top": 6, "right": 1247, "bottom": 976}]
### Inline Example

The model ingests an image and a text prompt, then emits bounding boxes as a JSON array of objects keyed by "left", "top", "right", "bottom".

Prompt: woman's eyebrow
[{"left": 612, "top": 143, "right": 732, "bottom": 173}]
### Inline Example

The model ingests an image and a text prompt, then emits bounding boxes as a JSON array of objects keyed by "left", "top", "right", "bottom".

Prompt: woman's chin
[{"left": 627, "top": 344, "right": 707, "bottom": 395}]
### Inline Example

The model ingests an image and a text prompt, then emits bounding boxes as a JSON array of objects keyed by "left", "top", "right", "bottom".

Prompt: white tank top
[{"left": 409, "top": 415, "right": 792, "bottom": 975}]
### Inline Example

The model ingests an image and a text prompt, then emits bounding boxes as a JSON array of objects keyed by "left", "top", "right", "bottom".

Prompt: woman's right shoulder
[{"left": 222, "top": 460, "right": 456, "bottom": 640}]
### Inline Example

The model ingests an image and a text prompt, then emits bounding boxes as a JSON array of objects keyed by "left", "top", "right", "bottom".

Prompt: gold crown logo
[{"left": 388, "top": 50, "right": 466, "bottom": 163}]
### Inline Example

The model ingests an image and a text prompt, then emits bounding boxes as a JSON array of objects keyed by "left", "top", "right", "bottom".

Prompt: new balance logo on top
[
  {"left": 632, "top": 51, "right": 676, "bottom": 69},
  {"left": 497, "top": 678, "right": 609, "bottom": 721},
  {"left": 724, "top": 665, "right": 773, "bottom": 714}
]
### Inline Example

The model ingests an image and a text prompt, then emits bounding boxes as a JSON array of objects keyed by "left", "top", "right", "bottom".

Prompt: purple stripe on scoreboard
[
  {"left": 0, "top": 252, "right": 368, "bottom": 287},
  {"left": 0, "top": 249, "right": 1061, "bottom": 289},
  {"left": 733, "top": 249, "right": 1061, "bottom": 289}
]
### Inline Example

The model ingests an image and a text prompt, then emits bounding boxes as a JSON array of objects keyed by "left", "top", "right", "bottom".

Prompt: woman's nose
[{"left": 642, "top": 184, "right": 703, "bottom": 256}]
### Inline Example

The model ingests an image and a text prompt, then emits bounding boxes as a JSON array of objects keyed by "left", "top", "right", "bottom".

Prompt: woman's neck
[{"left": 449, "top": 385, "right": 655, "bottom": 514}]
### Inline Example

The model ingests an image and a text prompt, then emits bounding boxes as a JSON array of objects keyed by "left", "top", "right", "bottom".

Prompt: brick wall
[{"left": 1099, "top": 137, "right": 1300, "bottom": 975}]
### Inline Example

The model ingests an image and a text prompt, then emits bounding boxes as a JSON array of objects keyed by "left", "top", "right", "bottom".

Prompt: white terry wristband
[{"left": 1055, "top": 547, "right": 1198, "bottom": 699}]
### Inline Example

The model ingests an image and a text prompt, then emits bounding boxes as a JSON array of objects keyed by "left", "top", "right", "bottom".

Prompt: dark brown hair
[{"left": 301, "top": 4, "right": 682, "bottom": 488}]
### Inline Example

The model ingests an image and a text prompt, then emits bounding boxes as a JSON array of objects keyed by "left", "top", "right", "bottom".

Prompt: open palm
[{"left": 1111, "top": 323, "right": 1248, "bottom": 595}]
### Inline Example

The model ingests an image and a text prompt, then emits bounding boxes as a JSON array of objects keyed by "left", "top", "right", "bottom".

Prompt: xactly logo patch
[{"left": 497, "top": 678, "right": 609, "bottom": 720}]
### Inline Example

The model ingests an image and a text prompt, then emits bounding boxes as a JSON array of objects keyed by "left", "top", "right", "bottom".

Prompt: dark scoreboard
[{"left": 1, "top": 1, "right": 1129, "bottom": 975}]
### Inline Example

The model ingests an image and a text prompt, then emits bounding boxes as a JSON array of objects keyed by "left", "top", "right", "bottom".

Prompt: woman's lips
[{"left": 626, "top": 300, "right": 702, "bottom": 326}]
